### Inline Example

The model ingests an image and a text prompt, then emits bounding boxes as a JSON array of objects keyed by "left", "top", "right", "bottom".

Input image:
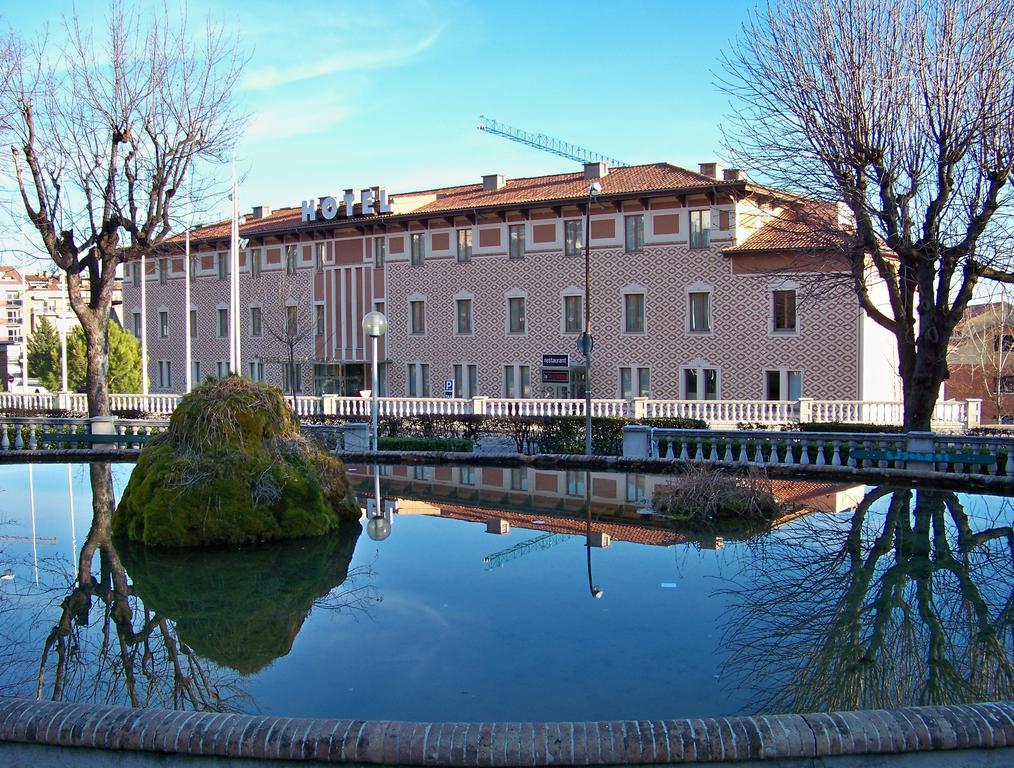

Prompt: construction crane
[
  {"left": 477, "top": 116, "right": 627, "bottom": 168},
  {"left": 482, "top": 533, "right": 566, "bottom": 570}
]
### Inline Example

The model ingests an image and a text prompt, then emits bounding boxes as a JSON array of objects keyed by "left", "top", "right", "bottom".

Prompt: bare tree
[
  {"left": 948, "top": 288, "right": 1014, "bottom": 422},
  {"left": 260, "top": 282, "right": 313, "bottom": 407},
  {"left": 720, "top": 0, "right": 1014, "bottom": 430},
  {"left": 0, "top": 2, "right": 245, "bottom": 417}
]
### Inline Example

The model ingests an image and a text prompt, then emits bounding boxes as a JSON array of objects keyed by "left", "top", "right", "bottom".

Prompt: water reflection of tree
[
  {"left": 35, "top": 463, "right": 377, "bottom": 712},
  {"left": 721, "top": 486, "right": 1013, "bottom": 713}
]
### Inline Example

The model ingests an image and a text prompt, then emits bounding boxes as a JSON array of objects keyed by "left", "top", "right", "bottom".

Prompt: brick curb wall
[{"left": 0, "top": 699, "right": 1011, "bottom": 764}]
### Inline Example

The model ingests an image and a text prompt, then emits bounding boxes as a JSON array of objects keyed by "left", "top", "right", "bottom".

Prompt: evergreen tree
[
  {"left": 26, "top": 316, "right": 60, "bottom": 390},
  {"left": 64, "top": 322, "right": 142, "bottom": 393}
]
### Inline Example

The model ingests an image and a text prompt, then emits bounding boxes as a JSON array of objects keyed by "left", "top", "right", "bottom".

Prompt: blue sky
[{"left": 3, "top": 0, "right": 755, "bottom": 236}]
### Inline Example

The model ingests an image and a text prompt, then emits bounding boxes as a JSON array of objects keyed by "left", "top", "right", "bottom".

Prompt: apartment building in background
[{"left": 123, "top": 161, "right": 902, "bottom": 402}]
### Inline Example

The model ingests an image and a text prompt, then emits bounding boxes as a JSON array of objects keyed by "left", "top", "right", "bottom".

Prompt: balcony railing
[{"left": 0, "top": 392, "right": 982, "bottom": 430}]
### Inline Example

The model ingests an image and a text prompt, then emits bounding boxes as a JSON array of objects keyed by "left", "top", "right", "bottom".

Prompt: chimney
[
  {"left": 251, "top": 205, "right": 272, "bottom": 219},
  {"left": 583, "top": 161, "right": 609, "bottom": 180},
  {"left": 698, "top": 162, "right": 722, "bottom": 179},
  {"left": 722, "top": 169, "right": 744, "bottom": 182},
  {"left": 482, "top": 173, "right": 506, "bottom": 191}
]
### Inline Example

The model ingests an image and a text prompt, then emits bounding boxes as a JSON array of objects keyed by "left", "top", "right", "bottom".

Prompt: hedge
[{"left": 378, "top": 436, "right": 472, "bottom": 453}]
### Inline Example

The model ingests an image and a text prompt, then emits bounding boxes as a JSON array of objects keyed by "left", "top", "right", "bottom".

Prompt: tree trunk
[
  {"left": 82, "top": 315, "right": 112, "bottom": 418},
  {"left": 901, "top": 345, "right": 947, "bottom": 432}
]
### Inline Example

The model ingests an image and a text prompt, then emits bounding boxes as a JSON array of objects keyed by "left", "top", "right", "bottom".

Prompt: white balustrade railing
[
  {"left": 0, "top": 391, "right": 981, "bottom": 429},
  {"left": 628, "top": 427, "right": 1014, "bottom": 479}
]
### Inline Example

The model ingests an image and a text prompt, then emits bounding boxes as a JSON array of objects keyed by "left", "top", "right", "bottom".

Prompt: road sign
[
  {"left": 444, "top": 379, "right": 454, "bottom": 397},
  {"left": 577, "top": 332, "right": 594, "bottom": 357},
  {"left": 542, "top": 354, "right": 569, "bottom": 368}
]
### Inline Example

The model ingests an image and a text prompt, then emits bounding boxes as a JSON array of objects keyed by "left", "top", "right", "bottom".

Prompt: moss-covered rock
[
  {"left": 115, "top": 523, "right": 363, "bottom": 673},
  {"left": 113, "top": 376, "right": 360, "bottom": 547}
]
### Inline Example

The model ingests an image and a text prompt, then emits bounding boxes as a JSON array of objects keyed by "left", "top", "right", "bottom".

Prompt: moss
[
  {"left": 113, "top": 376, "right": 360, "bottom": 547},
  {"left": 115, "top": 523, "right": 362, "bottom": 673}
]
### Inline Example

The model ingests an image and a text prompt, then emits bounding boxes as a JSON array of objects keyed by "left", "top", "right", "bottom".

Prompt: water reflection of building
[{"left": 347, "top": 464, "right": 864, "bottom": 546}]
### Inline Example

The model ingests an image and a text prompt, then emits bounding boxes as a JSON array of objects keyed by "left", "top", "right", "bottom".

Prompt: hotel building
[{"left": 124, "top": 161, "right": 900, "bottom": 402}]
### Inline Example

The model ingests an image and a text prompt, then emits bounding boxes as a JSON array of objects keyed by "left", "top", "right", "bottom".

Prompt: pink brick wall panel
[{"left": 384, "top": 245, "right": 858, "bottom": 400}]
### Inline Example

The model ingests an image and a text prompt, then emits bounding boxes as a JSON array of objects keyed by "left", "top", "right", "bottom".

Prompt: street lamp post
[
  {"left": 362, "top": 311, "right": 388, "bottom": 451},
  {"left": 583, "top": 181, "right": 602, "bottom": 455}
]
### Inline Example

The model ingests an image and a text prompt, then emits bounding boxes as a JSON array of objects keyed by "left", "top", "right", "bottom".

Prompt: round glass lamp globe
[
  {"left": 366, "top": 516, "right": 391, "bottom": 541},
  {"left": 362, "top": 311, "right": 388, "bottom": 338}
]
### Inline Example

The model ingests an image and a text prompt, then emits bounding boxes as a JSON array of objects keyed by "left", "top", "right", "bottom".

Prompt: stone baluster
[
  {"left": 722, "top": 441, "right": 733, "bottom": 463},
  {"left": 1, "top": 424, "right": 8, "bottom": 451},
  {"left": 831, "top": 440, "right": 842, "bottom": 466},
  {"left": 678, "top": 439, "right": 689, "bottom": 462},
  {"left": 27, "top": 424, "right": 36, "bottom": 450},
  {"left": 737, "top": 441, "right": 748, "bottom": 464},
  {"left": 14, "top": 425, "right": 23, "bottom": 450},
  {"left": 799, "top": 437, "right": 810, "bottom": 465}
]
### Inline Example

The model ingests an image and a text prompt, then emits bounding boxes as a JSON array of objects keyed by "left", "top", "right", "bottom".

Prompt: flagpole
[
  {"left": 140, "top": 252, "right": 148, "bottom": 401},
  {"left": 229, "top": 160, "right": 240, "bottom": 374},
  {"left": 184, "top": 174, "right": 193, "bottom": 392}
]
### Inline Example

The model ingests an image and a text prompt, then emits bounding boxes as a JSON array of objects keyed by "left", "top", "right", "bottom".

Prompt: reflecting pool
[{"left": 0, "top": 462, "right": 1010, "bottom": 722}]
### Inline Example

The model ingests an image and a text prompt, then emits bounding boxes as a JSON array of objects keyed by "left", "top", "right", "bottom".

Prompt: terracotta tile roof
[
  {"left": 435, "top": 502, "right": 686, "bottom": 547},
  {"left": 0, "top": 266, "right": 24, "bottom": 283},
  {"left": 175, "top": 162, "right": 742, "bottom": 247},
  {"left": 723, "top": 202, "right": 848, "bottom": 254}
]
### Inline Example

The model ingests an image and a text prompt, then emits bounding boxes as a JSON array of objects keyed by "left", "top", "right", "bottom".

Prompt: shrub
[
  {"left": 786, "top": 421, "right": 905, "bottom": 434},
  {"left": 642, "top": 416, "right": 709, "bottom": 430},
  {"left": 378, "top": 436, "right": 471, "bottom": 452},
  {"left": 652, "top": 466, "right": 779, "bottom": 532},
  {"left": 538, "top": 416, "right": 632, "bottom": 456}
]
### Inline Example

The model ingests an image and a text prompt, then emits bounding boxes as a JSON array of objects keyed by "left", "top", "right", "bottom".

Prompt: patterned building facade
[{"left": 123, "top": 161, "right": 900, "bottom": 401}]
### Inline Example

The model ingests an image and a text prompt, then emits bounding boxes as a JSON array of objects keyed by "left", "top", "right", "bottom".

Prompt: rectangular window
[
  {"left": 408, "top": 363, "right": 418, "bottom": 397},
  {"left": 314, "top": 243, "right": 325, "bottom": 271},
  {"left": 158, "top": 258, "right": 168, "bottom": 285},
  {"left": 772, "top": 290, "right": 797, "bottom": 332},
  {"left": 407, "top": 363, "right": 429, "bottom": 396},
  {"left": 504, "top": 365, "right": 533, "bottom": 398},
  {"left": 564, "top": 295, "right": 582, "bottom": 334},
  {"left": 564, "top": 220, "right": 583, "bottom": 257},
  {"left": 510, "top": 467, "right": 529, "bottom": 491},
  {"left": 685, "top": 367, "right": 718, "bottom": 400},
  {"left": 217, "top": 252, "right": 228, "bottom": 280},
  {"left": 286, "top": 305, "right": 298, "bottom": 337},
  {"left": 285, "top": 245, "right": 297, "bottom": 275},
  {"left": 132, "top": 312, "right": 141, "bottom": 338},
  {"left": 410, "top": 300, "right": 425, "bottom": 334},
  {"left": 217, "top": 361, "right": 228, "bottom": 379},
  {"left": 249, "top": 248, "right": 261, "bottom": 278},
  {"left": 626, "top": 474, "right": 646, "bottom": 503},
  {"left": 189, "top": 254, "right": 198, "bottom": 283},
  {"left": 620, "top": 367, "right": 650, "bottom": 398},
  {"left": 460, "top": 466, "right": 476, "bottom": 486},
  {"left": 624, "top": 214, "right": 645, "bottom": 252},
  {"left": 453, "top": 363, "right": 479, "bottom": 398},
  {"left": 217, "top": 307, "right": 228, "bottom": 337},
  {"left": 410, "top": 233, "right": 425, "bottom": 265},
  {"left": 508, "top": 296, "right": 526, "bottom": 334},
  {"left": 566, "top": 470, "right": 585, "bottom": 496},
  {"left": 999, "top": 375, "right": 1014, "bottom": 394},
  {"left": 766, "top": 370, "right": 803, "bottom": 400},
  {"left": 457, "top": 229, "right": 472, "bottom": 262},
  {"left": 192, "top": 360, "right": 201, "bottom": 383},
  {"left": 157, "top": 360, "right": 172, "bottom": 389},
  {"left": 250, "top": 306, "right": 262, "bottom": 337},
  {"left": 315, "top": 304, "right": 325, "bottom": 337},
  {"left": 283, "top": 363, "right": 303, "bottom": 393},
  {"left": 132, "top": 263, "right": 140, "bottom": 287},
  {"left": 374, "top": 237, "right": 385, "bottom": 268},
  {"left": 249, "top": 360, "right": 264, "bottom": 381},
  {"left": 456, "top": 298, "right": 473, "bottom": 334},
  {"left": 508, "top": 224, "right": 526, "bottom": 259},
  {"left": 624, "top": 293, "right": 645, "bottom": 333},
  {"left": 689, "top": 210, "right": 711, "bottom": 250},
  {"left": 688, "top": 292, "right": 711, "bottom": 333},
  {"left": 159, "top": 310, "right": 169, "bottom": 338},
  {"left": 420, "top": 363, "right": 430, "bottom": 396}
]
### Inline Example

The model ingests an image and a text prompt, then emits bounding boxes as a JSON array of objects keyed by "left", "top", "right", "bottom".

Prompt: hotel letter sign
[{"left": 301, "top": 187, "right": 393, "bottom": 222}]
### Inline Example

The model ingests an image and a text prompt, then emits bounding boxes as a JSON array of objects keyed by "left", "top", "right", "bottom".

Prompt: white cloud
[
  {"left": 240, "top": 29, "right": 441, "bottom": 91},
  {"left": 243, "top": 97, "right": 354, "bottom": 143}
]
